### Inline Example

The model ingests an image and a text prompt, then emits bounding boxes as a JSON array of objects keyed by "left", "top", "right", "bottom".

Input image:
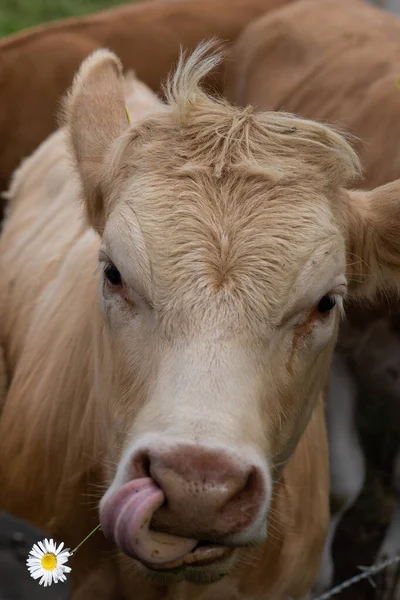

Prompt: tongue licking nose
[{"left": 100, "top": 478, "right": 197, "bottom": 566}]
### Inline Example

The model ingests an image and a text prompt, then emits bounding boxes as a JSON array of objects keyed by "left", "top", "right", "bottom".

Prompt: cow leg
[
  {"left": 313, "top": 352, "right": 366, "bottom": 593},
  {"left": 377, "top": 449, "right": 400, "bottom": 600}
]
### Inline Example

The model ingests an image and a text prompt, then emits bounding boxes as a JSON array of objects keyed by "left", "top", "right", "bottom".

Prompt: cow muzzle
[{"left": 100, "top": 445, "right": 269, "bottom": 573}]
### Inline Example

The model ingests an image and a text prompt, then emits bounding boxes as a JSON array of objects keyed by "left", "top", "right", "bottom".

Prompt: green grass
[{"left": 0, "top": 0, "right": 138, "bottom": 37}]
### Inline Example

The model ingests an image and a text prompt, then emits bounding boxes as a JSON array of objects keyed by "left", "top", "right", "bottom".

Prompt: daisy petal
[
  {"left": 30, "top": 570, "right": 43, "bottom": 580},
  {"left": 55, "top": 542, "right": 64, "bottom": 554}
]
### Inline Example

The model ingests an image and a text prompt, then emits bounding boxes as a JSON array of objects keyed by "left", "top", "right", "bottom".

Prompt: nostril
[
  {"left": 244, "top": 467, "right": 262, "bottom": 501},
  {"left": 132, "top": 450, "right": 151, "bottom": 479}
]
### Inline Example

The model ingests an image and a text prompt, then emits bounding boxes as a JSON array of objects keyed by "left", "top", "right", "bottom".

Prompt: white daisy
[{"left": 26, "top": 538, "right": 71, "bottom": 586}]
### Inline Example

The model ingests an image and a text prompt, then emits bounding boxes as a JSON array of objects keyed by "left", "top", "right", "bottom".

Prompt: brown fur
[
  {"left": 2, "top": 45, "right": 399, "bottom": 599},
  {"left": 0, "top": 0, "right": 294, "bottom": 194}
]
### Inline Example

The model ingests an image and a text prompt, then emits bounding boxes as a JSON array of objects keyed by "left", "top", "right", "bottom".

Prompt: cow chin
[{"left": 133, "top": 544, "right": 238, "bottom": 584}]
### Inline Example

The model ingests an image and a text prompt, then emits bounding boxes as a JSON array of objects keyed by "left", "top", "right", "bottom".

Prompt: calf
[{"left": 1, "top": 44, "right": 398, "bottom": 598}]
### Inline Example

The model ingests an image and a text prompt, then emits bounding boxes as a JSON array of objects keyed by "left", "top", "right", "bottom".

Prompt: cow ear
[
  {"left": 341, "top": 180, "right": 400, "bottom": 301},
  {"left": 63, "top": 49, "right": 129, "bottom": 233}
]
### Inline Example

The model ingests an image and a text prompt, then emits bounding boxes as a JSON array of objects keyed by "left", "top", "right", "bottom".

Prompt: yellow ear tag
[
  {"left": 125, "top": 106, "right": 131, "bottom": 124},
  {"left": 396, "top": 78, "right": 400, "bottom": 91}
]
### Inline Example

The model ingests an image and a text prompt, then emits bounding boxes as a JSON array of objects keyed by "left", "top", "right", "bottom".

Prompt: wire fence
[{"left": 310, "top": 554, "right": 400, "bottom": 600}]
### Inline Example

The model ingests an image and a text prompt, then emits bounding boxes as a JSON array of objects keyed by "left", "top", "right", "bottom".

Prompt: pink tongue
[{"left": 100, "top": 478, "right": 197, "bottom": 566}]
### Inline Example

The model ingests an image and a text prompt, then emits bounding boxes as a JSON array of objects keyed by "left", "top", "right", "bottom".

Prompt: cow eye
[
  {"left": 317, "top": 294, "right": 336, "bottom": 314},
  {"left": 104, "top": 263, "right": 122, "bottom": 287}
]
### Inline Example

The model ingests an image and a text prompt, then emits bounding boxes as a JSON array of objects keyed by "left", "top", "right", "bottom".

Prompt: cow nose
[{"left": 134, "top": 445, "right": 266, "bottom": 540}]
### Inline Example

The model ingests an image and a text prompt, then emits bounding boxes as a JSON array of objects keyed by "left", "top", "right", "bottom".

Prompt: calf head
[{"left": 64, "top": 45, "right": 400, "bottom": 582}]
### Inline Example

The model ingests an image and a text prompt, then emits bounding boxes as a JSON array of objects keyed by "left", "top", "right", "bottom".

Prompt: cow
[
  {"left": 0, "top": 41, "right": 388, "bottom": 598},
  {"left": 0, "top": 0, "right": 294, "bottom": 197},
  {"left": 224, "top": 0, "right": 400, "bottom": 594}
]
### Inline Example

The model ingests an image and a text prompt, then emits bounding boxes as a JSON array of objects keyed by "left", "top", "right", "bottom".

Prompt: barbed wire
[{"left": 311, "top": 554, "right": 400, "bottom": 600}]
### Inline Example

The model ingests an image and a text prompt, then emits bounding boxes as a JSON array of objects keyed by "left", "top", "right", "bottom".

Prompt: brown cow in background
[
  {"left": 0, "top": 0, "right": 294, "bottom": 195},
  {"left": 225, "top": 0, "right": 400, "bottom": 596}
]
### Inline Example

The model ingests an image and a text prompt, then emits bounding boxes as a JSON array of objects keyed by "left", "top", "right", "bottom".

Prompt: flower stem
[{"left": 71, "top": 524, "right": 101, "bottom": 555}]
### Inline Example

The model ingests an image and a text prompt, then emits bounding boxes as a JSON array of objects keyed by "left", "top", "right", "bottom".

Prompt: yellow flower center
[{"left": 41, "top": 553, "right": 57, "bottom": 571}]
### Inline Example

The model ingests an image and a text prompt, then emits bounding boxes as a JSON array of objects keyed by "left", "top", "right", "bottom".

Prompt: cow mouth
[
  {"left": 143, "top": 542, "right": 234, "bottom": 572},
  {"left": 100, "top": 478, "right": 233, "bottom": 571}
]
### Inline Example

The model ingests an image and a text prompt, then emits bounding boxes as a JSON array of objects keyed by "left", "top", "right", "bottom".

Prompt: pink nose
[{"left": 133, "top": 445, "right": 266, "bottom": 540}]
